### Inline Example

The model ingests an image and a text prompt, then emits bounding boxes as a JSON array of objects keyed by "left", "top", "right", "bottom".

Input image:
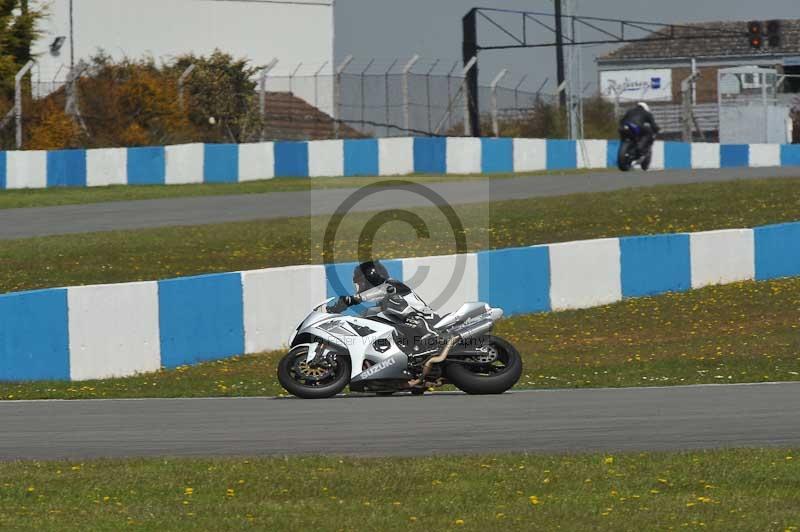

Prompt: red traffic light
[
  {"left": 750, "top": 36, "right": 763, "bottom": 49},
  {"left": 748, "top": 20, "right": 762, "bottom": 35}
]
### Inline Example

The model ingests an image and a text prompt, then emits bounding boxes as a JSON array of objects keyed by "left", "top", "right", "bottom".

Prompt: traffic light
[
  {"left": 748, "top": 20, "right": 763, "bottom": 49},
  {"left": 767, "top": 20, "right": 781, "bottom": 47}
]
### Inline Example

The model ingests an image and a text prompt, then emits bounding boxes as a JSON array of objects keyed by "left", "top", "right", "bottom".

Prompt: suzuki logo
[{"left": 361, "top": 357, "right": 396, "bottom": 378}]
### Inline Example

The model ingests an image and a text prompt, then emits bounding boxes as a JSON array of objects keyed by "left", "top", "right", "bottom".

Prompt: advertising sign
[{"left": 600, "top": 69, "right": 673, "bottom": 102}]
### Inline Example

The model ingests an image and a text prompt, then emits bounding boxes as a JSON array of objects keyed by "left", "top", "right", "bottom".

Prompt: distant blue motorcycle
[{"left": 617, "top": 122, "right": 653, "bottom": 172}]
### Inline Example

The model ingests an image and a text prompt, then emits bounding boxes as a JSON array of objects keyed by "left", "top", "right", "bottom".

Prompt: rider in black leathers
[
  {"left": 327, "top": 261, "right": 440, "bottom": 353},
  {"left": 619, "top": 102, "right": 661, "bottom": 157}
]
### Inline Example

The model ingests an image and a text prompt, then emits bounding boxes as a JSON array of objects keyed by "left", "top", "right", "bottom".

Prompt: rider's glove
[{"left": 327, "top": 295, "right": 358, "bottom": 313}]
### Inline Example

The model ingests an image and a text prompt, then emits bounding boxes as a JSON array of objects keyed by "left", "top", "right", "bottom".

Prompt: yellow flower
[
  {"left": 455, "top": 519, "right": 465, "bottom": 526},
  {"left": 604, "top": 456, "right": 614, "bottom": 465},
  {"left": 184, "top": 487, "right": 194, "bottom": 495},
  {"left": 529, "top": 495, "right": 541, "bottom": 505},
  {"left": 226, "top": 488, "right": 235, "bottom": 497},
  {"left": 26, "top": 487, "right": 35, "bottom": 493},
  {"left": 409, "top": 516, "right": 417, "bottom": 522}
]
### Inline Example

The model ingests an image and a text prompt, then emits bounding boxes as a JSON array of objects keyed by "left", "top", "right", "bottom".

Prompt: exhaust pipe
[
  {"left": 407, "top": 315, "right": 498, "bottom": 388},
  {"left": 434, "top": 303, "right": 490, "bottom": 329},
  {"left": 451, "top": 318, "right": 494, "bottom": 340}
]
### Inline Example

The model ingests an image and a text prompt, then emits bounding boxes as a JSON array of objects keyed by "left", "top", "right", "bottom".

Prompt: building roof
[{"left": 598, "top": 20, "right": 800, "bottom": 62}]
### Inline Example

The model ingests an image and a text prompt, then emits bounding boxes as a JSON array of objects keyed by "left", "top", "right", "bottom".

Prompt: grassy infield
[{"left": 2, "top": 174, "right": 800, "bottom": 530}]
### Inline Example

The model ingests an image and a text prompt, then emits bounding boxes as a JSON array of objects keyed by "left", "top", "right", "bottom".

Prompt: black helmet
[{"left": 353, "top": 260, "right": 389, "bottom": 292}]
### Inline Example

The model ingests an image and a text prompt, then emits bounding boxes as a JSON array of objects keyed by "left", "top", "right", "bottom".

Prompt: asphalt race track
[
  {"left": 1, "top": 382, "right": 798, "bottom": 461},
  {"left": 1, "top": 166, "right": 798, "bottom": 240}
]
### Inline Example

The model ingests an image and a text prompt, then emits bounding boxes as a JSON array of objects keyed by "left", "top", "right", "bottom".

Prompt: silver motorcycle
[{"left": 277, "top": 299, "right": 522, "bottom": 399}]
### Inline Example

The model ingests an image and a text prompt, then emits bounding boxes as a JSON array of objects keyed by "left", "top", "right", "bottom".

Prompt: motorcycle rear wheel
[
  {"left": 446, "top": 335, "right": 522, "bottom": 395},
  {"left": 277, "top": 346, "right": 351, "bottom": 399}
]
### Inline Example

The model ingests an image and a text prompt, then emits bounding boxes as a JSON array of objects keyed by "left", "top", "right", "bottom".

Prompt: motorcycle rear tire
[{"left": 446, "top": 336, "right": 522, "bottom": 395}]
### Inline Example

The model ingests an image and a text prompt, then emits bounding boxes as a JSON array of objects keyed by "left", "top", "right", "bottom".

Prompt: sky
[{"left": 334, "top": 0, "right": 799, "bottom": 94}]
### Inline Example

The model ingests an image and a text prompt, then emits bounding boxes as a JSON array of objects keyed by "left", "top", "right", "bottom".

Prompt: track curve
[
  {"left": 1, "top": 382, "right": 798, "bottom": 460},
  {"left": 0, "top": 167, "right": 797, "bottom": 240}
]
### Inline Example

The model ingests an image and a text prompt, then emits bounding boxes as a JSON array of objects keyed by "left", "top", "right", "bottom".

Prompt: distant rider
[
  {"left": 327, "top": 260, "right": 439, "bottom": 351},
  {"left": 619, "top": 102, "right": 660, "bottom": 156}
]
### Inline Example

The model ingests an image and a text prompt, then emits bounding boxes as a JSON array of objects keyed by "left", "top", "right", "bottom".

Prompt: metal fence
[
  {"left": 7, "top": 55, "right": 798, "bottom": 149},
  {"left": 263, "top": 58, "right": 555, "bottom": 139}
]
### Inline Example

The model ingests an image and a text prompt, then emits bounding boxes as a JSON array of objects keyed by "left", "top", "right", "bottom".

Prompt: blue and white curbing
[
  {"left": 2, "top": 221, "right": 800, "bottom": 382},
  {"left": 1, "top": 138, "right": 800, "bottom": 189}
]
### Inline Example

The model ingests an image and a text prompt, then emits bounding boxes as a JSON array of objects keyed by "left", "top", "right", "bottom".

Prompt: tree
[
  {"left": 0, "top": 0, "right": 41, "bottom": 99},
  {"left": 171, "top": 51, "right": 263, "bottom": 143}
]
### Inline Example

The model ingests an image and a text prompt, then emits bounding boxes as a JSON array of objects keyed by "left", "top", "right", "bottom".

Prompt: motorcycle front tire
[
  {"left": 277, "top": 346, "right": 351, "bottom": 399},
  {"left": 640, "top": 151, "right": 652, "bottom": 171},
  {"left": 617, "top": 140, "right": 632, "bottom": 171}
]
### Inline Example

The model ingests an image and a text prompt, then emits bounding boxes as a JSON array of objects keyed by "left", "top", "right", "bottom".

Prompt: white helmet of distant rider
[{"left": 637, "top": 102, "right": 651, "bottom": 113}]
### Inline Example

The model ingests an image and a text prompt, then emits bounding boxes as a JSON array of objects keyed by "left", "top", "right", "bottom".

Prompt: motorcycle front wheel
[
  {"left": 277, "top": 346, "right": 351, "bottom": 399},
  {"left": 446, "top": 335, "right": 522, "bottom": 395},
  {"left": 617, "top": 140, "right": 633, "bottom": 171}
]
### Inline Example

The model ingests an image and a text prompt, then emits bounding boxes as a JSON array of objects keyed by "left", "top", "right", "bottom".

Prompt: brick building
[{"left": 597, "top": 20, "right": 800, "bottom": 139}]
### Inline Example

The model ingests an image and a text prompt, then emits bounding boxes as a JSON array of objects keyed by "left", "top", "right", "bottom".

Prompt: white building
[{"left": 30, "top": 0, "right": 335, "bottom": 112}]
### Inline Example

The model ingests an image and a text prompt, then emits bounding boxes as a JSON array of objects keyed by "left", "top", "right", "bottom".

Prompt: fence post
[
  {"left": 360, "top": 59, "right": 375, "bottom": 131},
  {"left": 15, "top": 60, "right": 34, "bottom": 149},
  {"left": 490, "top": 68, "right": 508, "bottom": 138},
  {"left": 259, "top": 58, "right": 279, "bottom": 141},
  {"left": 334, "top": 55, "right": 353, "bottom": 139},
  {"left": 383, "top": 59, "right": 397, "bottom": 137},
  {"left": 402, "top": 54, "right": 420, "bottom": 134},
  {"left": 680, "top": 71, "right": 701, "bottom": 142},
  {"left": 313, "top": 60, "right": 328, "bottom": 109},
  {"left": 446, "top": 61, "right": 458, "bottom": 133},
  {"left": 178, "top": 64, "right": 196, "bottom": 112},
  {"left": 513, "top": 75, "right": 527, "bottom": 115},
  {"left": 424, "top": 59, "right": 439, "bottom": 135},
  {"left": 65, "top": 61, "right": 89, "bottom": 135},
  {"left": 461, "top": 57, "right": 477, "bottom": 136},
  {"left": 288, "top": 62, "right": 303, "bottom": 96}
]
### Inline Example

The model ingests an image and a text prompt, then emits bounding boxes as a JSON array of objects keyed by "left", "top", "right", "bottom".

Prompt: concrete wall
[
  {"left": 2, "top": 137, "right": 798, "bottom": 190},
  {"left": 4, "top": 220, "right": 796, "bottom": 383}
]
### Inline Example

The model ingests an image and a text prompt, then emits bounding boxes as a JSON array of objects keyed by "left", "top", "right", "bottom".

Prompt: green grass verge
[
  {"left": 2, "top": 177, "right": 800, "bottom": 294},
  {"left": 1, "top": 449, "right": 798, "bottom": 531},
  {"left": 0, "top": 170, "right": 593, "bottom": 210},
  {"left": 4, "top": 277, "right": 799, "bottom": 400}
]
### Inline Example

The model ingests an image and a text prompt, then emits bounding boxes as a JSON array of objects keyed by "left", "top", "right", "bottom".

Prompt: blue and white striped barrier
[
  {"left": 1, "top": 138, "right": 800, "bottom": 189},
  {"left": 2, "top": 221, "right": 800, "bottom": 382}
]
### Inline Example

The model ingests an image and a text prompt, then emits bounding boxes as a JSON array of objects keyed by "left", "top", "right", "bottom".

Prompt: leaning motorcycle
[
  {"left": 277, "top": 299, "right": 522, "bottom": 399},
  {"left": 617, "top": 123, "right": 652, "bottom": 172}
]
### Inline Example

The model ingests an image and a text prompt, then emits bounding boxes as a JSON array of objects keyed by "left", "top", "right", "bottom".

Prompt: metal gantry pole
[
  {"left": 490, "top": 68, "right": 508, "bottom": 137},
  {"left": 334, "top": 55, "right": 353, "bottom": 139},
  {"left": 402, "top": 54, "right": 420, "bottom": 133},
  {"left": 555, "top": 0, "right": 566, "bottom": 109},
  {"left": 15, "top": 60, "right": 34, "bottom": 149}
]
